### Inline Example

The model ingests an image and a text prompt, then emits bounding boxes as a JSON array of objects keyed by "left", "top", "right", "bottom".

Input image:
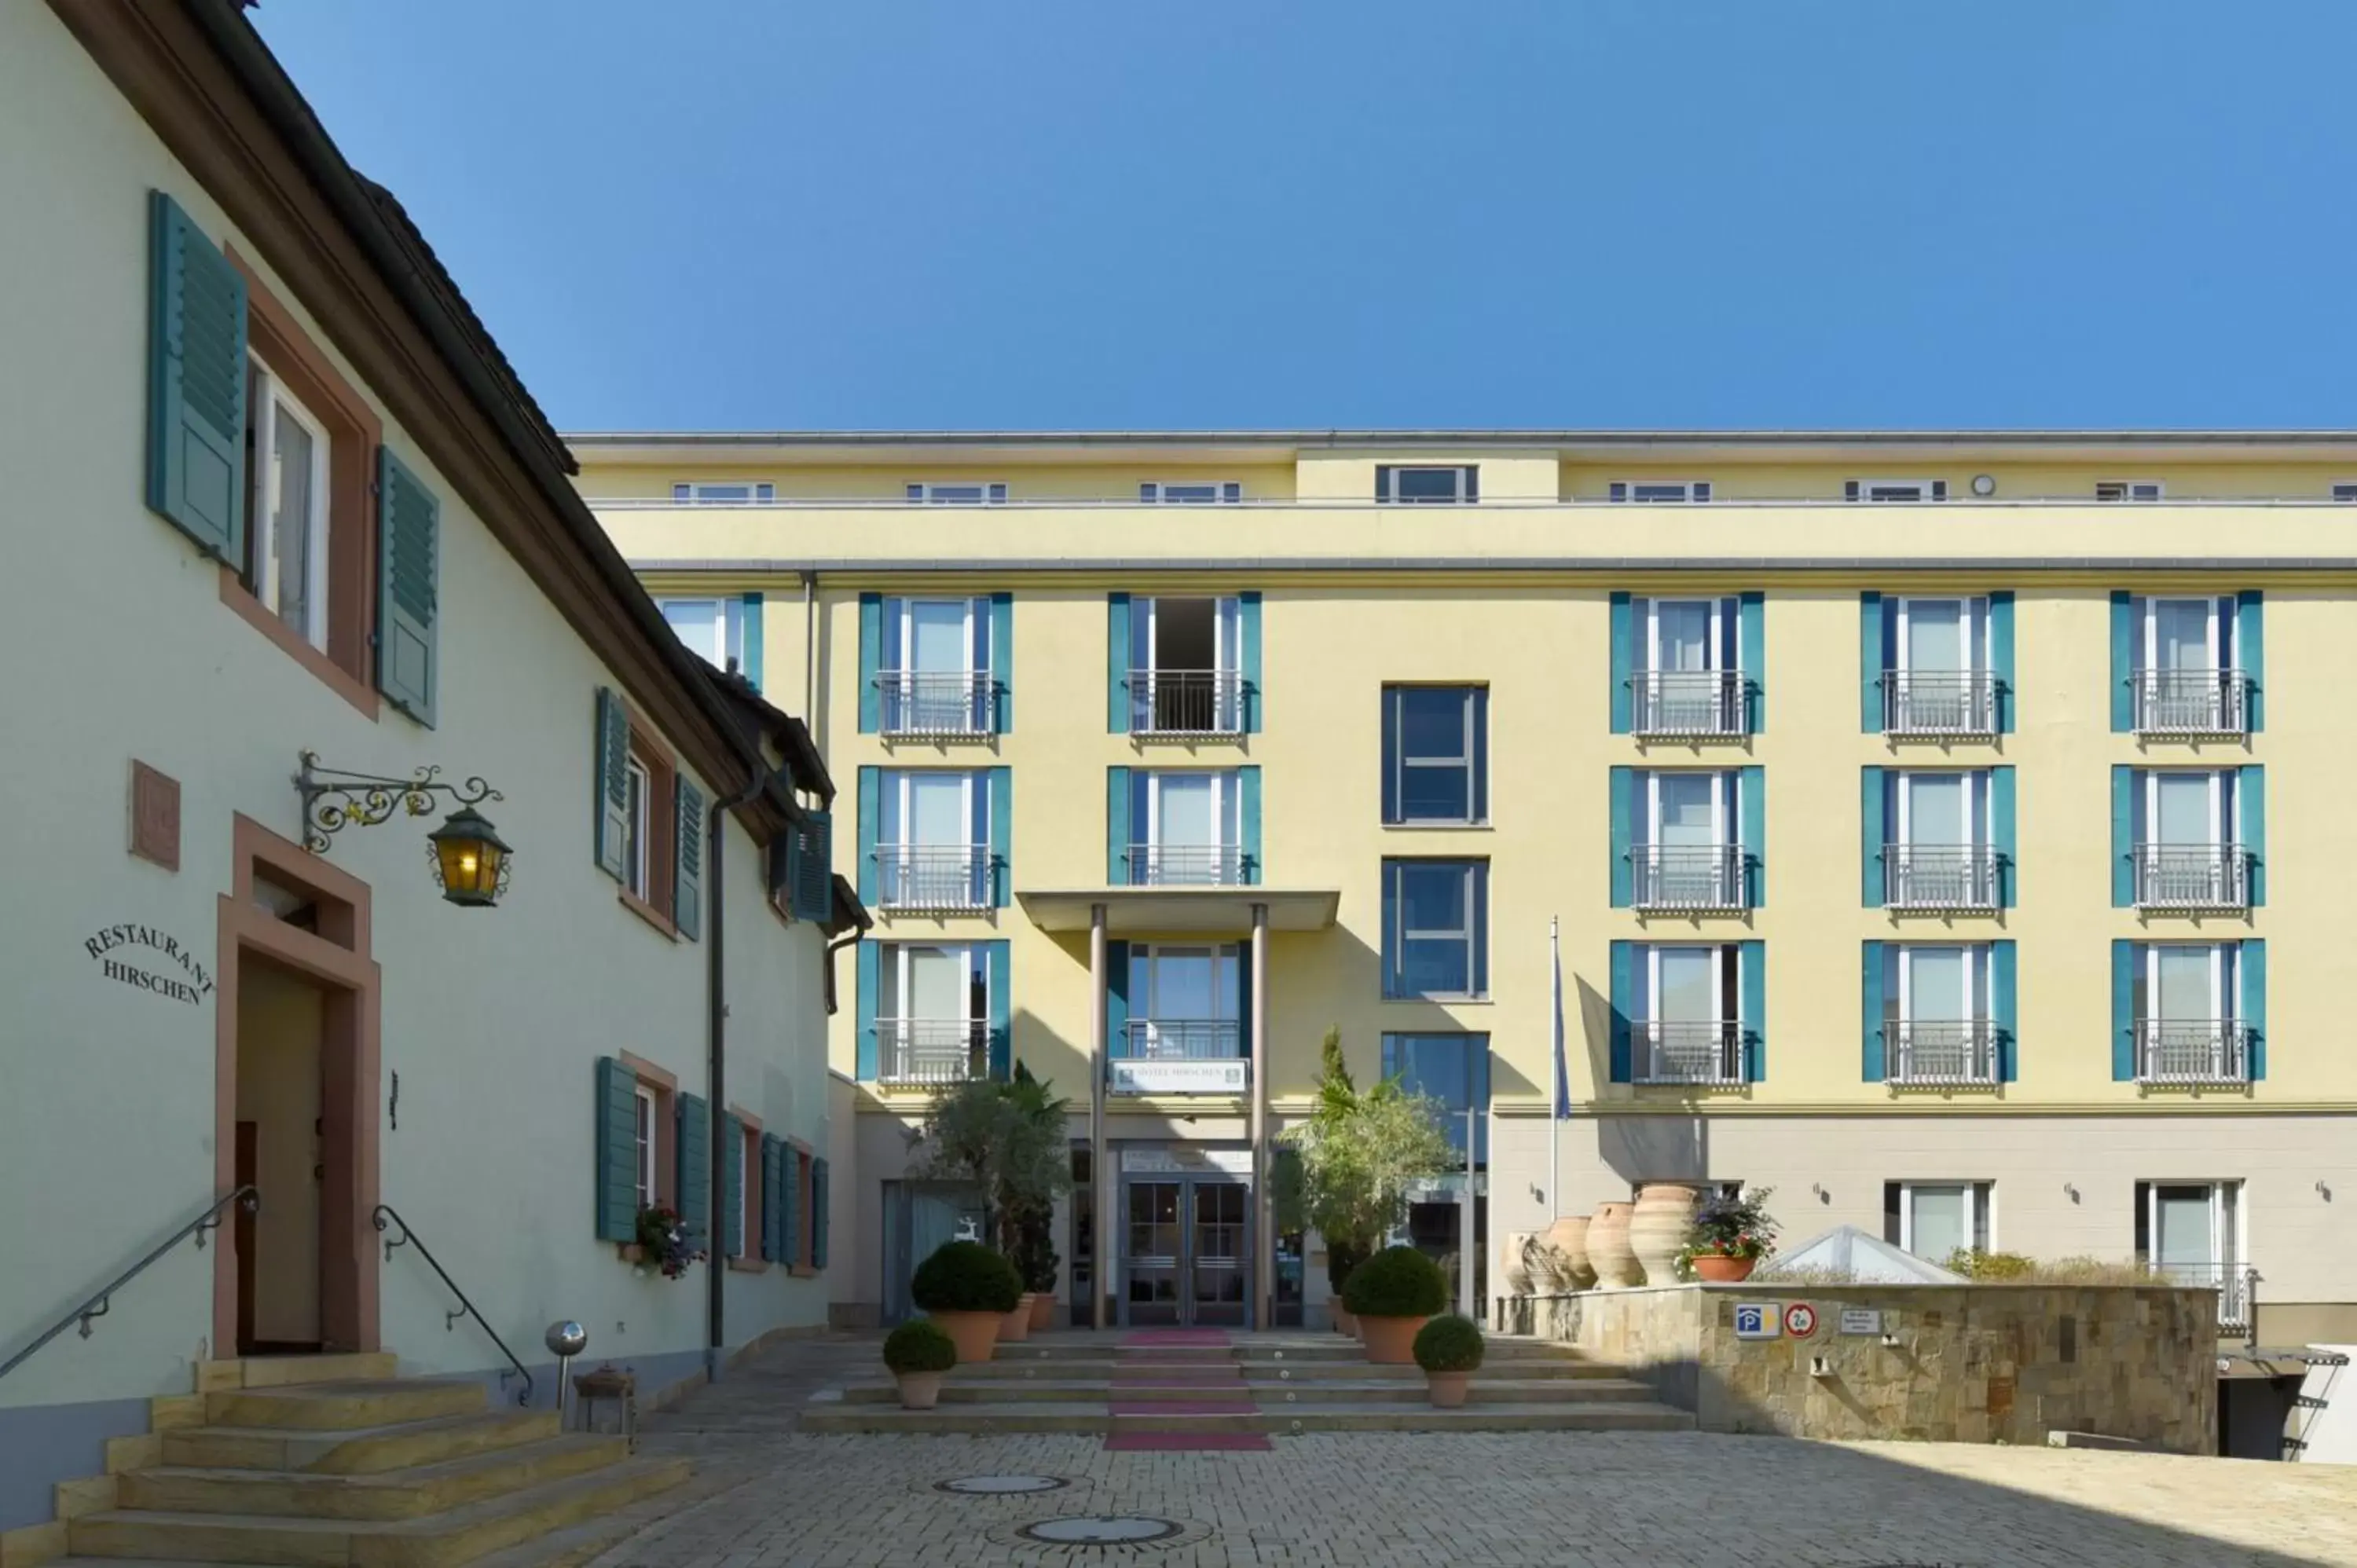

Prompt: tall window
[
  {"left": 2135, "top": 1179, "right": 2246, "bottom": 1327},
  {"left": 1882, "top": 769, "right": 1998, "bottom": 909},
  {"left": 1131, "top": 770, "right": 1247, "bottom": 885},
  {"left": 1128, "top": 943, "right": 1243, "bottom": 1060},
  {"left": 1383, "top": 686, "right": 1488, "bottom": 826},
  {"left": 874, "top": 943, "right": 989, "bottom": 1086},
  {"left": 877, "top": 769, "right": 990, "bottom": 910},
  {"left": 623, "top": 755, "right": 652, "bottom": 900},
  {"left": 1881, "top": 595, "right": 1995, "bottom": 735},
  {"left": 659, "top": 597, "right": 750, "bottom": 676},
  {"left": 669, "top": 482, "right": 773, "bottom": 504},
  {"left": 2129, "top": 595, "right": 2247, "bottom": 735},
  {"left": 1382, "top": 859, "right": 1487, "bottom": 999},
  {"left": 1880, "top": 944, "right": 1997, "bottom": 1083},
  {"left": 1885, "top": 1181, "right": 1992, "bottom": 1261},
  {"left": 632, "top": 1084, "right": 658, "bottom": 1211},
  {"left": 244, "top": 357, "right": 331, "bottom": 650},
  {"left": 1129, "top": 596, "right": 1245, "bottom": 735},
  {"left": 878, "top": 595, "right": 992, "bottom": 735},
  {"left": 1376, "top": 464, "right": 1478, "bottom": 504}
]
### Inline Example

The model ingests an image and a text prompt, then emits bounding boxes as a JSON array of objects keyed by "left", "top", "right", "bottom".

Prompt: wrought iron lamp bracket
[{"left": 297, "top": 751, "right": 503, "bottom": 856}]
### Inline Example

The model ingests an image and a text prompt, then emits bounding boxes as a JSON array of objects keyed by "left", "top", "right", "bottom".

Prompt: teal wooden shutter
[
  {"left": 376, "top": 449, "right": 441, "bottom": 727},
  {"left": 719, "top": 1113, "right": 743, "bottom": 1258},
  {"left": 1739, "top": 765, "right": 1765, "bottom": 908},
  {"left": 1237, "top": 942, "right": 1253, "bottom": 1057},
  {"left": 1107, "top": 593, "right": 1133, "bottom": 733},
  {"left": 1106, "top": 766, "right": 1132, "bottom": 882},
  {"left": 2241, "top": 940, "right": 2267, "bottom": 1081},
  {"left": 595, "top": 687, "right": 629, "bottom": 880},
  {"left": 780, "top": 1148, "right": 801, "bottom": 1267},
  {"left": 593, "top": 1057, "right": 638, "bottom": 1241},
  {"left": 760, "top": 1134, "right": 783, "bottom": 1261},
  {"left": 855, "top": 943, "right": 880, "bottom": 1080},
  {"left": 1991, "top": 766, "right": 2018, "bottom": 908},
  {"left": 1989, "top": 592, "right": 2016, "bottom": 733},
  {"left": 790, "top": 809, "right": 832, "bottom": 921},
  {"left": 676, "top": 1093, "right": 709, "bottom": 1244},
  {"left": 2110, "top": 766, "right": 2136, "bottom": 907},
  {"left": 2237, "top": 590, "right": 2264, "bottom": 731},
  {"left": 1860, "top": 942, "right": 1886, "bottom": 1083},
  {"left": 1106, "top": 940, "right": 1131, "bottom": 1054},
  {"left": 812, "top": 1158, "right": 831, "bottom": 1269},
  {"left": 2109, "top": 592, "right": 2135, "bottom": 731},
  {"left": 2110, "top": 942, "right": 2138, "bottom": 1081},
  {"left": 1992, "top": 940, "right": 2018, "bottom": 1082},
  {"left": 988, "top": 766, "right": 1012, "bottom": 907},
  {"left": 1607, "top": 941, "right": 1634, "bottom": 1083},
  {"left": 1607, "top": 592, "right": 1635, "bottom": 734},
  {"left": 989, "top": 592, "right": 1014, "bottom": 732},
  {"left": 1239, "top": 766, "right": 1263, "bottom": 885},
  {"left": 1240, "top": 591, "right": 1264, "bottom": 732},
  {"left": 739, "top": 592, "right": 764, "bottom": 690},
  {"left": 1860, "top": 767, "right": 1887, "bottom": 907},
  {"left": 985, "top": 940, "right": 1012, "bottom": 1079},
  {"left": 673, "top": 777, "right": 705, "bottom": 940},
  {"left": 857, "top": 592, "right": 882, "bottom": 733},
  {"left": 1739, "top": 940, "right": 1766, "bottom": 1082},
  {"left": 1738, "top": 591, "right": 1766, "bottom": 732},
  {"left": 145, "top": 192, "right": 247, "bottom": 563},
  {"left": 1859, "top": 592, "right": 1885, "bottom": 732},
  {"left": 2240, "top": 764, "right": 2266, "bottom": 907},
  {"left": 856, "top": 766, "right": 882, "bottom": 905},
  {"left": 1608, "top": 766, "right": 1636, "bottom": 908}
]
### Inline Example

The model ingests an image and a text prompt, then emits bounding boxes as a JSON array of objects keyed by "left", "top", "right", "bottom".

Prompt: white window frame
[
  {"left": 1376, "top": 464, "right": 1478, "bottom": 504},
  {"left": 905, "top": 482, "right": 1008, "bottom": 504},
  {"left": 1607, "top": 480, "right": 1713, "bottom": 503},
  {"left": 885, "top": 768, "right": 977, "bottom": 853},
  {"left": 2143, "top": 941, "right": 2235, "bottom": 1022},
  {"left": 1139, "top": 482, "right": 1242, "bottom": 504},
  {"left": 1144, "top": 770, "right": 1241, "bottom": 852},
  {"left": 1645, "top": 597, "right": 1727, "bottom": 674},
  {"left": 632, "top": 1084, "right": 658, "bottom": 1211},
  {"left": 657, "top": 597, "right": 748, "bottom": 673},
  {"left": 623, "top": 755, "right": 652, "bottom": 899},
  {"left": 1644, "top": 770, "right": 1730, "bottom": 848},
  {"left": 2143, "top": 768, "right": 2229, "bottom": 850},
  {"left": 1136, "top": 595, "right": 1241, "bottom": 678},
  {"left": 1134, "top": 942, "right": 1240, "bottom": 1021},
  {"left": 2144, "top": 1178, "right": 2243, "bottom": 1278},
  {"left": 1644, "top": 943, "right": 1725, "bottom": 1025},
  {"left": 2142, "top": 595, "right": 2226, "bottom": 675},
  {"left": 1897, "top": 1181, "right": 1992, "bottom": 1256},
  {"left": 1894, "top": 944, "right": 1989, "bottom": 1024},
  {"left": 882, "top": 942, "right": 983, "bottom": 1023},
  {"left": 1387, "top": 686, "right": 1483, "bottom": 826},
  {"left": 247, "top": 357, "right": 332, "bottom": 652},
  {"left": 895, "top": 595, "right": 980, "bottom": 674},
  {"left": 2095, "top": 480, "right": 2165, "bottom": 502},
  {"left": 669, "top": 482, "right": 774, "bottom": 504},
  {"left": 1894, "top": 770, "right": 1988, "bottom": 850},
  {"left": 1892, "top": 595, "right": 1989, "bottom": 675},
  {"left": 1850, "top": 478, "right": 1947, "bottom": 503}
]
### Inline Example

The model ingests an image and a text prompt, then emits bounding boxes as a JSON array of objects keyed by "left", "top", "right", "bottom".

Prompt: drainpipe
[
  {"left": 802, "top": 572, "right": 819, "bottom": 749},
  {"left": 706, "top": 749, "right": 775, "bottom": 1385}
]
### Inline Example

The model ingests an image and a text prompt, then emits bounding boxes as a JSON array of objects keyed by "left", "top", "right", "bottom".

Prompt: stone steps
[
  {"left": 802, "top": 1401, "right": 1692, "bottom": 1435},
  {"left": 116, "top": 1438, "right": 632, "bottom": 1522},
  {"left": 838, "top": 1376, "right": 1657, "bottom": 1405},
  {"left": 163, "top": 1411, "right": 563, "bottom": 1475},
  {"left": 948, "top": 1356, "right": 1618, "bottom": 1381},
  {"left": 205, "top": 1382, "right": 489, "bottom": 1433}
]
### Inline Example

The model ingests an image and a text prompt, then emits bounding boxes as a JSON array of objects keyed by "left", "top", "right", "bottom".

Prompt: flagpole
[{"left": 1549, "top": 915, "right": 1562, "bottom": 1225}]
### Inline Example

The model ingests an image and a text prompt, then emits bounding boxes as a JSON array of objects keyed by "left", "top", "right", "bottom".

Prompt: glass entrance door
[
  {"left": 1190, "top": 1183, "right": 1248, "bottom": 1327},
  {"left": 1120, "top": 1175, "right": 1253, "bottom": 1327},
  {"left": 1124, "top": 1181, "right": 1184, "bottom": 1326}
]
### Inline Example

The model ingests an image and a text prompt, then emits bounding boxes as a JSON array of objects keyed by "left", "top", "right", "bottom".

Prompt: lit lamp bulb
[{"left": 427, "top": 806, "right": 511, "bottom": 908}]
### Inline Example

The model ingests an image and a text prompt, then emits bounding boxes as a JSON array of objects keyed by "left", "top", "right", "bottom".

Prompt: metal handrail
[
  {"left": 873, "top": 843, "right": 993, "bottom": 910},
  {"left": 1629, "top": 844, "right": 1750, "bottom": 911},
  {"left": 0, "top": 1185, "right": 258, "bottom": 1384},
  {"left": 1891, "top": 1020, "right": 2001, "bottom": 1086},
  {"left": 1882, "top": 670, "right": 2001, "bottom": 735},
  {"left": 2135, "top": 1020, "right": 2253, "bottom": 1086},
  {"left": 1630, "top": 1020, "right": 1748, "bottom": 1086},
  {"left": 1629, "top": 670, "right": 1751, "bottom": 737},
  {"left": 874, "top": 1017, "right": 988, "bottom": 1085},
  {"left": 372, "top": 1204, "right": 533, "bottom": 1406},
  {"left": 1121, "top": 1018, "right": 1244, "bottom": 1060},
  {"left": 1124, "top": 669, "right": 1248, "bottom": 735},
  {"left": 1884, "top": 844, "right": 2006, "bottom": 910},
  {"left": 873, "top": 669, "right": 998, "bottom": 736},
  {"left": 1124, "top": 843, "right": 1252, "bottom": 887},
  {"left": 588, "top": 494, "right": 2357, "bottom": 512},
  {"left": 2133, "top": 669, "right": 2252, "bottom": 735},
  {"left": 2132, "top": 843, "right": 2251, "bottom": 910}
]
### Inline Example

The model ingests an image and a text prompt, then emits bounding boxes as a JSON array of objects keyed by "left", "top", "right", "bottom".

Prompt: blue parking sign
[{"left": 1732, "top": 1302, "right": 1780, "bottom": 1339}]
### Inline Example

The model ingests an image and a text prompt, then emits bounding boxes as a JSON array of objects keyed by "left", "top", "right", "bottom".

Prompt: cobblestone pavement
[{"left": 592, "top": 1339, "right": 2357, "bottom": 1568}]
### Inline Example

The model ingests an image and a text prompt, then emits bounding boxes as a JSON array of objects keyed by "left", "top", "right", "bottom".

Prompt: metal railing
[
  {"left": 1631, "top": 1020, "right": 1748, "bottom": 1086},
  {"left": 372, "top": 1204, "right": 533, "bottom": 1406},
  {"left": 1121, "top": 1018, "right": 1244, "bottom": 1060},
  {"left": 1126, "top": 669, "right": 1247, "bottom": 736},
  {"left": 1123, "top": 843, "right": 1252, "bottom": 887},
  {"left": 2155, "top": 1259, "right": 2253, "bottom": 1331},
  {"left": 874, "top": 1018, "right": 988, "bottom": 1086},
  {"left": 1890, "top": 1020, "right": 2000, "bottom": 1086},
  {"left": 2132, "top": 844, "right": 2251, "bottom": 910},
  {"left": 1883, "top": 671, "right": 2000, "bottom": 735},
  {"left": 1, "top": 1185, "right": 258, "bottom": 1385},
  {"left": 1629, "top": 670, "right": 1750, "bottom": 737},
  {"left": 1629, "top": 844, "right": 1750, "bottom": 911},
  {"left": 2134, "top": 669, "right": 2253, "bottom": 735},
  {"left": 2136, "top": 1020, "right": 2253, "bottom": 1086},
  {"left": 1884, "top": 845, "right": 2005, "bottom": 910},
  {"left": 592, "top": 493, "right": 2357, "bottom": 511},
  {"left": 874, "top": 670, "right": 997, "bottom": 737},
  {"left": 873, "top": 844, "right": 992, "bottom": 911}
]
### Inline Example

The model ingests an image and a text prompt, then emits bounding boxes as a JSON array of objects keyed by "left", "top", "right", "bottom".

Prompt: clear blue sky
[{"left": 252, "top": 1, "right": 2357, "bottom": 433}]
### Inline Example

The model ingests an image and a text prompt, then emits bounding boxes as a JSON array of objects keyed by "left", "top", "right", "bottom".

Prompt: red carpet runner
[{"left": 1103, "top": 1330, "right": 1272, "bottom": 1453}]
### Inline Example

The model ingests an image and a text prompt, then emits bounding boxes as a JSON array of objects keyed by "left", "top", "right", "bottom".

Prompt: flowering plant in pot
[
  {"left": 1413, "top": 1313, "right": 1485, "bottom": 1408},
  {"left": 882, "top": 1319, "right": 958, "bottom": 1410},
  {"left": 911, "top": 1239, "right": 1023, "bottom": 1363},
  {"left": 1681, "top": 1186, "right": 1777, "bottom": 1282},
  {"left": 629, "top": 1206, "right": 705, "bottom": 1279},
  {"left": 1340, "top": 1244, "right": 1449, "bottom": 1364}
]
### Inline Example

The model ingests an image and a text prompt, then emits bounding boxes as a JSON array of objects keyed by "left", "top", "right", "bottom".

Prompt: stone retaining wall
[{"left": 1502, "top": 1282, "right": 2217, "bottom": 1453}]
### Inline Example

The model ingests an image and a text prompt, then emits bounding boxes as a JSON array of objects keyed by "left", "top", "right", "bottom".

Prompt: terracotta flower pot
[
  {"left": 928, "top": 1309, "right": 1002, "bottom": 1364},
  {"left": 1425, "top": 1370, "right": 1471, "bottom": 1408},
  {"left": 1028, "top": 1291, "right": 1055, "bottom": 1330},
  {"left": 1630, "top": 1182, "right": 1703, "bottom": 1284},
  {"left": 1542, "top": 1214, "right": 1596, "bottom": 1291},
  {"left": 998, "top": 1297, "right": 1034, "bottom": 1343},
  {"left": 1358, "top": 1313, "right": 1429, "bottom": 1365},
  {"left": 896, "top": 1371, "right": 944, "bottom": 1410},
  {"left": 1692, "top": 1253, "right": 1756, "bottom": 1283},
  {"left": 1588, "top": 1202, "right": 1642, "bottom": 1289},
  {"left": 1333, "top": 1303, "right": 1358, "bottom": 1336}
]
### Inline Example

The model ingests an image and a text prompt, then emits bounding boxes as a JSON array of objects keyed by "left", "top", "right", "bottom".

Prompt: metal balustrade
[
  {"left": 2136, "top": 1020, "right": 2252, "bottom": 1086},
  {"left": 1629, "top": 844, "right": 1750, "bottom": 911},
  {"left": 873, "top": 1019, "right": 988, "bottom": 1086},
  {"left": 873, "top": 844, "right": 992, "bottom": 911},
  {"left": 1890, "top": 1020, "right": 2000, "bottom": 1086},
  {"left": 1629, "top": 670, "right": 1750, "bottom": 738},
  {"left": 1127, "top": 669, "right": 1247, "bottom": 736},
  {"left": 1123, "top": 843, "right": 1252, "bottom": 887},
  {"left": 1882, "top": 671, "right": 2000, "bottom": 735},
  {"left": 2132, "top": 844, "right": 2251, "bottom": 910},
  {"left": 1121, "top": 1019, "right": 1244, "bottom": 1060},
  {"left": 2156, "top": 1260, "right": 2253, "bottom": 1331},
  {"left": 2133, "top": 669, "right": 2252, "bottom": 736},
  {"left": 874, "top": 670, "right": 997, "bottom": 736},
  {"left": 1630, "top": 1020, "right": 1748, "bottom": 1086},
  {"left": 1883, "top": 845, "right": 2005, "bottom": 910}
]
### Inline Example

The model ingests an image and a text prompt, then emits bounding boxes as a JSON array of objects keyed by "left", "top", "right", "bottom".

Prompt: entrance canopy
[{"left": 1015, "top": 887, "right": 1340, "bottom": 936}]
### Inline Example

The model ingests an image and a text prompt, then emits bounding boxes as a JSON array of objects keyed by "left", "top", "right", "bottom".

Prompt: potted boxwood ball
[
  {"left": 1340, "top": 1244, "right": 1449, "bottom": 1365},
  {"left": 1413, "top": 1313, "right": 1485, "bottom": 1408},
  {"left": 882, "top": 1318, "right": 958, "bottom": 1409},
  {"left": 911, "top": 1240, "right": 1022, "bottom": 1364}
]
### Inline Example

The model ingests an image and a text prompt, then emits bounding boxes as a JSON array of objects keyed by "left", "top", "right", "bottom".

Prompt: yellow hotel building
[{"left": 579, "top": 433, "right": 2357, "bottom": 1346}]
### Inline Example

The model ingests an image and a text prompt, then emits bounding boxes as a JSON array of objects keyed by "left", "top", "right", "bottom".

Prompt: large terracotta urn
[
  {"left": 1629, "top": 1182, "right": 1704, "bottom": 1284},
  {"left": 1587, "top": 1201, "right": 1642, "bottom": 1289},
  {"left": 927, "top": 1310, "right": 1002, "bottom": 1364},
  {"left": 1028, "top": 1291, "right": 1055, "bottom": 1331},
  {"left": 1541, "top": 1214, "right": 1596, "bottom": 1292},
  {"left": 998, "top": 1295, "right": 1035, "bottom": 1343},
  {"left": 1501, "top": 1232, "right": 1536, "bottom": 1296},
  {"left": 1358, "top": 1313, "right": 1429, "bottom": 1365}
]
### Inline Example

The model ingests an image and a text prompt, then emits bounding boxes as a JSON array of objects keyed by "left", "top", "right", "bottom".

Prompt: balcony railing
[
  {"left": 2136, "top": 1020, "right": 2252, "bottom": 1086},
  {"left": 875, "top": 670, "right": 997, "bottom": 737},
  {"left": 1883, "top": 845, "right": 2005, "bottom": 910},
  {"left": 873, "top": 844, "right": 993, "bottom": 912},
  {"left": 1890, "top": 1020, "right": 2000, "bottom": 1086},
  {"left": 873, "top": 1018, "right": 988, "bottom": 1086},
  {"left": 2132, "top": 844, "right": 2251, "bottom": 910},
  {"left": 1629, "top": 670, "right": 1750, "bottom": 738},
  {"left": 1126, "top": 669, "right": 1247, "bottom": 736},
  {"left": 1121, "top": 1019, "right": 1243, "bottom": 1060},
  {"left": 2154, "top": 1259, "right": 2253, "bottom": 1331},
  {"left": 1629, "top": 844, "right": 1750, "bottom": 912},
  {"left": 1122, "top": 843, "right": 1252, "bottom": 887},
  {"left": 1882, "top": 670, "right": 2000, "bottom": 736},
  {"left": 1631, "top": 1020, "right": 1748, "bottom": 1086},
  {"left": 2133, "top": 669, "right": 2252, "bottom": 736}
]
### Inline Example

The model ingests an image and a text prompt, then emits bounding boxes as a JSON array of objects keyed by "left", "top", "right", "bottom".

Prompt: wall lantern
[{"left": 296, "top": 750, "right": 513, "bottom": 907}]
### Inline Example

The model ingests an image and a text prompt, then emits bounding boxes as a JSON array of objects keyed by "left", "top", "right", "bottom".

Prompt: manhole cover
[
  {"left": 935, "top": 1474, "right": 1072, "bottom": 1495},
  {"left": 1019, "top": 1517, "right": 1182, "bottom": 1544}
]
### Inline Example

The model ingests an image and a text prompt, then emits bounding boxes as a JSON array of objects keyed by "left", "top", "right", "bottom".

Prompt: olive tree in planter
[
  {"left": 882, "top": 1318, "right": 958, "bottom": 1409},
  {"left": 1341, "top": 1244, "right": 1450, "bottom": 1365},
  {"left": 1413, "top": 1313, "right": 1485, "bottom": 1408},
  {"left": 910, "top": 1240, "right": 1022, "bottom": 1364},
  {"left": 910, "top": 1065, "right": 1073, "bottom": 1335}
]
